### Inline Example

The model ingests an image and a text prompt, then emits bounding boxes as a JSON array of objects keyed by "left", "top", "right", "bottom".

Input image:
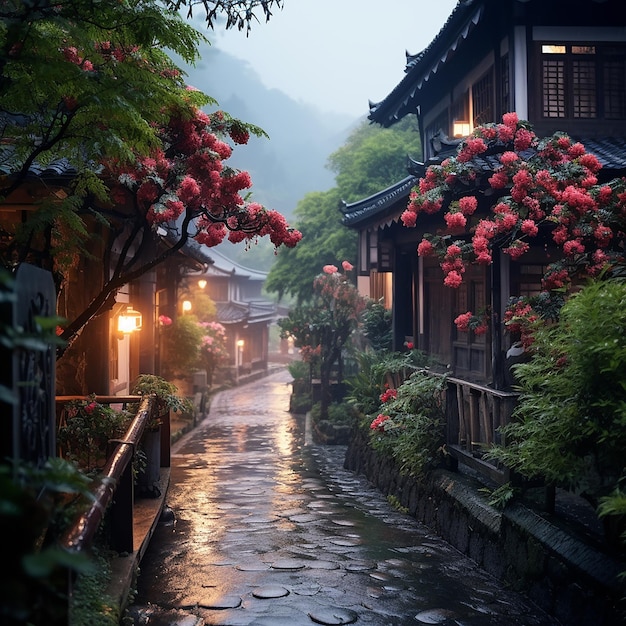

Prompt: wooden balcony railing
[
  {"left": 443, "top": 376, "right": 519, "bottom": 485},
  {"left": 55, "top": 394, "right": 169, "bottom": 554}
]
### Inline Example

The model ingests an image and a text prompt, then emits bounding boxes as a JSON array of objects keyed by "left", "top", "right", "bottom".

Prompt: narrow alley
[{"left": 125, "top": 369, "right": 559, "bottom": 626}]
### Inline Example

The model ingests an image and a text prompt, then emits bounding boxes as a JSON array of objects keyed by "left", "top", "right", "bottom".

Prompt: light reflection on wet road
[{"left": 126, "top": 369, "right": 559, "bottom": 625}]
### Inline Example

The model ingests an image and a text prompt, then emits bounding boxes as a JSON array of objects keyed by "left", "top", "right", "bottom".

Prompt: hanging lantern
[{"left": 118, "top": 306, "right": 143, "bottom": 334}]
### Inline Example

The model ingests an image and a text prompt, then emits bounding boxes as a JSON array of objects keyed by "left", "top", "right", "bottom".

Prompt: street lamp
[
  {"left": 182, "top": 300, "right": 192, "bottom": 314},
  {"left": 198, "top": 279, "right": 207, "bottom": 290}
]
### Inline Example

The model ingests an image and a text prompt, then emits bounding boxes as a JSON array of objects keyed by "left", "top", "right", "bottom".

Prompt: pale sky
[{"left": 211, "top": 0, "right": 460, "bottom": 118}]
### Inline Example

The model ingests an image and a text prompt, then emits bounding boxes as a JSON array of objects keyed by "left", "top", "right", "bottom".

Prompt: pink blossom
[
  {"left": 497, "top": 212, "right": 518, "bottom": 233},
  {"left": 444, "top": 211, "right": 467, "bottom": 232},
  {"left": 521, "top": 220, "right": 539, "bottom": 237},
  {"left": 594, "top": 224, "right": 613, "bottom": 247},
  {"left": 454, "top": 311, "right": 473, "bottom": 332},
  {"left": 563, "top": 239, "right": 585, "bottom": 257},
  {"left": 475, "top": 250, "right": 492, "bottom": 265},
  {"left": 342, "top": 261, "right": 354, "bottom": 272},
  {"left": 489, "top": 171, "right": 509, "bottom": 189},
  {"left": 458, "top": 196, "right": 478, "bottom": 216},
  {"left": 497, "top": 125, "right": 515, "bottom": 143},
  {"left": 503, "top": 241, "right": 530, "bottom": 260},
  {"left": 323, "top": 265, "right": 338, "bottom": 274},
  {"left": 502, "top": 112, "right": 519, "bottom": 128},
  {"left": 514, "top": 128, "right": 535, "bottom": 151},
  {"left": 592, "top": 249, "right": 609, "bottom": 265},
  {"left": 370, "top": 414, "right": 390, "bottom": 432},
  {"left": 444, "top": 271, "right": 463, "bottom": 288},
  {"left": 158, "top": 315, "right": 172, "bottom": 326},
  {"left": 401, "top": 209, "right": 418, "bottom": 227},
  {"left": 500, "top": 151, "right": 519, "bottom": 166},
  {"left": 178, "top": 176, "right": 201, "bottom": 203},
  {"left": 417, "top": 239, "right": 435, "bottom": 257}
]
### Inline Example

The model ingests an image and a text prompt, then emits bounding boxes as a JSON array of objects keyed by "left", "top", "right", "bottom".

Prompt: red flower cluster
[
  {"left": 370, "top": 414, "right": 390, "bottom": 432},
  {"left": 379, "top": 386, "right": 397, "bottom": 403},
  {"left": 106, "top": 107, "right": 302, "bottom": 250},
  {"left": 402, "top": 112, "right": 626, "bottom": 341}
]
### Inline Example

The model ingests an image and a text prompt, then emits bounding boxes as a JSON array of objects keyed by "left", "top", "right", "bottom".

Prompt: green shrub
[
  {"left": 368, "top": 370, "right": 447, "bottom": 478},
  {"left": 486, "top": 279, "right": 626, "bottom": 509},
  {"left": 58, "top": 396, "right": 132, "bottom": 472},
  {"left": 161, "top": 314, "right": 203, "bottom": 378},
  {"left": 287, "top": 359, "right": 309, "bottom": 381},
  {"left": 361, "top": 299, "right": 392, "bottom": 352},
  {"left": 346, "top": 348, "right": 433, "bottom": 416}
]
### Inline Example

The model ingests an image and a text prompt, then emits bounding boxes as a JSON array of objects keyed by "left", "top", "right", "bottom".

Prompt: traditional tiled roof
[
  {"left": 368, "top": 0, "right": 481, "bottom": 126},
  {"left": 216, "top": 301, "right": 248, "bottom": 324},
  {"left": 576, "top": 137, "right": 626, "bottom": 174},
  {"left": 215, "top": 300, "right": 275, "bottom": 325},
  {"left": 340, "top": 175, "right": 418, "bottom": 227},
  {"left": 0, "top": 156, "right": 78, "bottom": 182}
]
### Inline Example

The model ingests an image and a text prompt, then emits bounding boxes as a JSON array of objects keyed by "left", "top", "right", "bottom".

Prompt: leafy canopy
[
  {"left": 266, "top": 117, "right": 423, "bottom": 302},
  {"left": 0, "top": 0, "right": 300, "bottom": 352}
]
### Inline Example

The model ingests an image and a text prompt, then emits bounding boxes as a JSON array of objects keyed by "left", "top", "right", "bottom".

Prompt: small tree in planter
[
  {"left": 160, "top": 315, "right": 204, "bottom": 385},
  {"left": 198, "top": 321, "right": 228, "bottom": 387},
  {"left": 279, "top": 262, "right": 366, "bottom": 420},
  {"left": 130, "top": 374, "right": 192, "bottom": 426}
]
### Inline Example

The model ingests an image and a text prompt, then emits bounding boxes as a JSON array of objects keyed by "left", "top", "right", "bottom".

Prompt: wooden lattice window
[
  {"left": 604, "top": 54, "right": 626, "bottom": 119},
  {"left": 572, "top": 58, "right": 597, "bottom": 118},
  {"left": 472, "top": 70, "right": 493, "bottom": 127},
  {"left": 542, "top": 49, "right": 566, "bottom": 118},
  {"left": 541, "top": 43, "right": 626, "bottom": 120}
]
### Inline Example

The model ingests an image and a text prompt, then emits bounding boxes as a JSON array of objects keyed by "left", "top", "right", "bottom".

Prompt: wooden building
[{"left": 342, "top": 0, "right": 626, "bottom": 389}]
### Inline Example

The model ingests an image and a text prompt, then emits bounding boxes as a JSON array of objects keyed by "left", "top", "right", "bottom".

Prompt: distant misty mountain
[{"left": 177, "top": 44, "right": 360, "bottom": 220}]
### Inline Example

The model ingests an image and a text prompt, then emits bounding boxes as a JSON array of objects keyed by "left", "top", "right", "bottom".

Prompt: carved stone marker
[{"left": 0, "top": 264, "right": 56, "bottom": 467}]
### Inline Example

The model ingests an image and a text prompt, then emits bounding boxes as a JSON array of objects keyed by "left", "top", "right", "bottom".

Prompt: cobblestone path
[{"left": 125, "top": 369, "right": 559, "bottom": 626}]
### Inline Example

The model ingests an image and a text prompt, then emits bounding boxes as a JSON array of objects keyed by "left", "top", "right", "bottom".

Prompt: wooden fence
[
  {"left": 443, "top": 376, "right": 519, "bottom": 485},
  {"left": 56, "top": 394, "right": 169, "bottom": 554}
]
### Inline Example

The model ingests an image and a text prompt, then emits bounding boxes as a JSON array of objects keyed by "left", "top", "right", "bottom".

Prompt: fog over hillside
[{"left": 177, "top": 43, "right": 361, "bottom": 222}]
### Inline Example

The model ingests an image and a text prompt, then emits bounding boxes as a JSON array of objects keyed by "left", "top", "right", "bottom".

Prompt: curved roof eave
[
  {"left": 340, "top": 175, "right": 418, "bottom": 227},
  {"left": 369, "top": 1, "right": 483, "bottom": 127}
]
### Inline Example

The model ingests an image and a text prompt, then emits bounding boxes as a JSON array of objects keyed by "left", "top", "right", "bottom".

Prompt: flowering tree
[
  {"left": 0, "top": 0, "right": 299, "bottom": 357},
  {"left": 198, "top": 321, "right": 228, "bottom": 386},
  {"left": 402, "top": 112, "right": 626, "bottom": 347},
  {"left": 279, "top": 262, "right": 366, "bottom": 419},
  {"left": 56, "top": 104, "right": 301, "bottom": 353}
]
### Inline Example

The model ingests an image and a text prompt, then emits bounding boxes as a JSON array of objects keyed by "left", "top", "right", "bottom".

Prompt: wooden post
[
  {"left": 160, "top": 410, "right": 171, "bottom": 468},
  {"left": 108, "top": 447, "right": 135, "bottom": 554}
]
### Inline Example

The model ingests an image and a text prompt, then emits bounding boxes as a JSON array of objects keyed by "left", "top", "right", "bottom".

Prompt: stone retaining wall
[{"left": 344, "top": 426, "right": 625, "bottom": 626}]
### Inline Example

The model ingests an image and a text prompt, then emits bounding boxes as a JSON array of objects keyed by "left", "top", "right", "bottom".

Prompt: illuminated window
[{"left": 541, "top": 42, "right": 625, "bottom": 120}]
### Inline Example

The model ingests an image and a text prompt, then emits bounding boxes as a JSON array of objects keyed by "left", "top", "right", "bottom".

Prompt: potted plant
[
  {"left": 130, "top": 374, "right": 191, "bottom": 427},
  {"left": 130, "top": 374, "right": 192, "bottom": 497}
]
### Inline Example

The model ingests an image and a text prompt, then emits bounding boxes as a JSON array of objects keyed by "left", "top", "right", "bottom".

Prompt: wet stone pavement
[{"left": 126, "top": 369, "right": 559, "bottom": 626}]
